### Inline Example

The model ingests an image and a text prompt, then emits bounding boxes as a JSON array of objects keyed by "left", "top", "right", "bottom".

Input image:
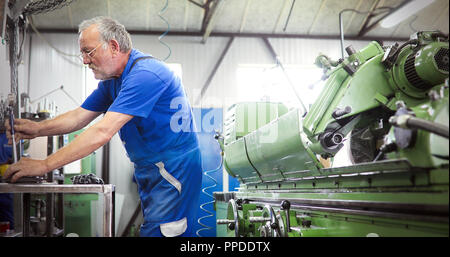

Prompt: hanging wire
[
  {"left": 158, "top": 0, "right": 172, "bottom": 61},
  {"left": 339, "top": 7, "right": 392, "bottom": 59},
  {"left": 28, "top": 16, "right": 79, "bottom": 58},
  {"left": 196, "top": 153, "right": 223, "bottom": 237},
  {"left": 17, "top": 21, "right": 27, "bottom": 63}
]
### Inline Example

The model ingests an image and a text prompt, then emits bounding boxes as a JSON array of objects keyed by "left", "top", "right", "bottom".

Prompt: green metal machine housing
[
  {"left": 215, "top": 31, "right": 449, "bottom": 237},
  {"left": 63, "top": 130, "right": 98, "bottom": 237}
]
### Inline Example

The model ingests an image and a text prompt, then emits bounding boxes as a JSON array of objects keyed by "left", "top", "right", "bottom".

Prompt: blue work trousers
[{"left": 134, "top": 148, "right": 202, "bottom": 237}]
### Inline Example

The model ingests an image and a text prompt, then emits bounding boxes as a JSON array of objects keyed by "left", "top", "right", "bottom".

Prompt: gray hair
[{"left": 78, "top": 16, "right": 132, "bottom": 53}]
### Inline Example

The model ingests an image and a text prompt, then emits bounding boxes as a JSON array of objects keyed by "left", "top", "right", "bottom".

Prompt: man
[{"left": 4, "top": 16, "right": 202, "bottom": 237}]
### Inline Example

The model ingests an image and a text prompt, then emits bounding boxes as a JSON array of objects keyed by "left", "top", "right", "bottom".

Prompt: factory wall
[
  {"left": 0, "top": 43, "right": 9, "bottom": 96},
  {"left": 25, "top": 32, "right": 389, "bottom": 110},
  {"left": 18, "top": 32, "right": 397, "bottom": 236}
]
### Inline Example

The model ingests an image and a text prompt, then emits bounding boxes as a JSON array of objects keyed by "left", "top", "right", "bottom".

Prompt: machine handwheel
[{"left": 227, "top": 199, "right": 240, "bottom": 237}]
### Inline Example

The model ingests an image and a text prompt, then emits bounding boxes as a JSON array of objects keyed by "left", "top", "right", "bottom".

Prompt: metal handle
[
  {"left": 249, "top": 217, "right": 271, "bottom": 223},
  {"left": 8, "top": 106, "right": 18, "bottom": 163},
  {"left": 281, "top": 200, "right": 291, "bottom": 233},
  {"left": 217, "top": 219, "right": 235, "bottom": 224}
]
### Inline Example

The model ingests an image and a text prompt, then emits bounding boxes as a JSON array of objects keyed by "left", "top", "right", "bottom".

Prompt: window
[
  {"left": 236, "top": 64, "right": 325, "bottom": 111},
  {"left": 83, "top": 66, "right": 98, "bottom": 101}
]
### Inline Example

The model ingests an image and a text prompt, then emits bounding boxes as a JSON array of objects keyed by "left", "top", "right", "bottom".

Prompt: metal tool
[{"left": 7, "top": 106, "right": 18, "bottom": 163}]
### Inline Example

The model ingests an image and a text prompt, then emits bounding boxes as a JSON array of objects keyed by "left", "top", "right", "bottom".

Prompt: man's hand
[
  {"left": 3, "top": 158, "right": 49, "bottom": 183},
  {"left": 4, "top": 118, "right": 41, "bottom": 144}
]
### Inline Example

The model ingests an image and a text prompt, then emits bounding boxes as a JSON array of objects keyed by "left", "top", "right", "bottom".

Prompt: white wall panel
[
  {"left": 0, "top": 43, "right": 11, "bottom": 98},
  {"left": 0, "top": 36, "right": 30, "bottom": 108},
  {"left": 28, "top": 33, "right": 82, "bottom": 115}
]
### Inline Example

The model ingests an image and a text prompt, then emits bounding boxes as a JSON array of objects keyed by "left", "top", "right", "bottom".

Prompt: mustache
[{"left": 89, "top": 64, "right": 98, "bottom": 70}]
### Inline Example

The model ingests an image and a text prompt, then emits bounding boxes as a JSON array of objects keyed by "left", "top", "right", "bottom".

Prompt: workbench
[{"left": 0, "top": 183, "right": 115, "bottom": 237}]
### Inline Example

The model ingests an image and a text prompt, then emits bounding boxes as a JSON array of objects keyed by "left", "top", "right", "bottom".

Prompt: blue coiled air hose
[
  {"left": 158, "top": 0, "right": 172, "bottom": 61},
  {"left": 196, "top": 153, "right": 223, "bottom": 237}
]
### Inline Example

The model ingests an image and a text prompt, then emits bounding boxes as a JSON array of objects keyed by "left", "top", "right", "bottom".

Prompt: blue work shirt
[
  {"left": 81, "top": 49, "right": 199, "bottom": 166},
  {"left": 0, "top": 133, "right": 11, "bottom": 163},
  {"left": 0, "top": 133, "right": 14, "bottom": 229}
]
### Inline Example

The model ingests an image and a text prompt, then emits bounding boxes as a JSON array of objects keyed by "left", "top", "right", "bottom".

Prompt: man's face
[{"left": 79, "top": 25, "right": 115, "bottom": 80}]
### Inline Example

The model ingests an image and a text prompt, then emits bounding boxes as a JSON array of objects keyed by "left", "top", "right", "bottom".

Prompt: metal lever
[
  {"left": 216, "top": 219, "right": 235, "bottom": 225},
  {"left": 7, "top": 106, "right": 18, "bottom": 163},
  {"left": 249, "top": 217, "right": 272, "bottom": 223},
  {"left": 216, "top": 219, "right": 237, "bottom": 230},
  {"left": 281, "top": 200, "right": 291, "bottom": 233}
]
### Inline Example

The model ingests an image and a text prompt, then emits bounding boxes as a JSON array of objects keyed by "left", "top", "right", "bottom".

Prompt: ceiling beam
[
  {"left": 356, "top": 0, "right": 382, "bottom": 35},
  {"left": 358, "top": 0, "right": 409, "bottom": 37},
  {"left": 201, "top": 0, "right": 226, "bottom": 43},
  {"left": 33, "top": 27, "right": 411, "bottom": 42},
  {"left": 188, "top": 0, "right": 227, "bottom": 43}
]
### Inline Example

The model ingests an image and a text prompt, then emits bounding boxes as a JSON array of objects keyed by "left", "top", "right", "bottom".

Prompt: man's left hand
[{"left": 3, "top": 158, "right": 49, "bottom": 183}]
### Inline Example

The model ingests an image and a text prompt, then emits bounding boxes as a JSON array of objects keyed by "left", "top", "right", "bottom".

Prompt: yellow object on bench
[{"left": 0, "top": 164, "right": 9, "bottom": 177}]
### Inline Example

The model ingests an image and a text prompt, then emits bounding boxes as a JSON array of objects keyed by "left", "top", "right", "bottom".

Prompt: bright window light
[
  {"left": 83, "top": 66, "right": 99, "bottom": 100},
  {"left": 380, "top": 0, "right": 435, "bottom": 28},
  {"left": 167, "top": 63, "right": 183, "bottom": 80},
  {"left": 237, "top": 64, "right": 324, "bottom": 110}
]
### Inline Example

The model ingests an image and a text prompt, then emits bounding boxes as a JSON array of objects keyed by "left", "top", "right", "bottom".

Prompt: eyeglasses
[{"left": 78, "top": 43, "right": 103, "bottom": 62}]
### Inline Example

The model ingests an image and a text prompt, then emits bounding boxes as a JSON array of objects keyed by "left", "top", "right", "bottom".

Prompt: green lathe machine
[{"left": 215, "top": 31, "right": 449, "bottom": 237}]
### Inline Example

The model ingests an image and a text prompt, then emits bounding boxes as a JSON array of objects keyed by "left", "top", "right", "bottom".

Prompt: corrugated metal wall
[
  {"left": 0, "top": 38, "right": 29, "bottom": 105},
  {"left": 27, "top": 33, "right": 82, "bottom": 113}
]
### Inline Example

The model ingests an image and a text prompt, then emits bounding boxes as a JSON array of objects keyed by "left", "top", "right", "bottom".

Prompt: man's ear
[{"left": 109, "top": 39, "right": 121, "bottom": 55}]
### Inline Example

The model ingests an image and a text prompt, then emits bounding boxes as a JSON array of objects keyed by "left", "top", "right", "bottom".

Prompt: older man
[{"left": 4, "top": 16, "right": 202, "bottom": 237}]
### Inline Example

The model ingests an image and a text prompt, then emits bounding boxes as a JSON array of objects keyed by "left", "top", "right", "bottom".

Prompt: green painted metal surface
[
  {"left": 224, "top": 102, "right": 288, "bottom": 145},
  {"left": 245, "top": 109, "right": 320, "bottom": 181},
  {"left": 216, "top": 31, "right": 449, "bottom": 237},
  {"left": 215, "top": 200, "right": 228, "bottom": 237}
]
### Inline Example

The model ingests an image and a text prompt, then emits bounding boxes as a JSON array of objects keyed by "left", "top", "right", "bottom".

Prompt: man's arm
[
  {"left": 6, "top": 107, "right": 101, "bottom": 144},
  {"left": 45, "top": 111, "right": 133, "bottom": 171},
  {"left": 3, "top": 111, "right": 133, "bottom": 182},
  {"left": 39, "top": 107, "right": 102, "bottom": 136}
]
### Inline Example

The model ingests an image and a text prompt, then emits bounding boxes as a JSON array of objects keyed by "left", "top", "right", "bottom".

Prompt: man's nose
[{"left": 83, "top": 55, "right": 91, "bottom": 65}]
